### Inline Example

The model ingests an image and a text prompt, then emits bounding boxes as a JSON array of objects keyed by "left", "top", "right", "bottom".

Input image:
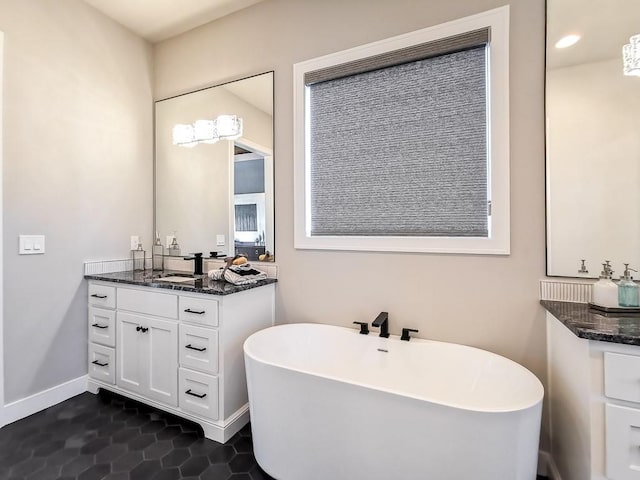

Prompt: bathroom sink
[
  {"left": 155, "top": 276, "right": 198, "bottom": 283},
  {"left": 150, "top": 272, "right": 208, "bottom": 283}
]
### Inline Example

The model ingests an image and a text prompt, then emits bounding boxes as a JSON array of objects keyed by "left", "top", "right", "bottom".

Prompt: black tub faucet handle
[
  {"left": 353, "top": 321, "right": 369, "bottom": 335},
  {"left": 401, "top": 328, "right": 419, "bottom": 341}
]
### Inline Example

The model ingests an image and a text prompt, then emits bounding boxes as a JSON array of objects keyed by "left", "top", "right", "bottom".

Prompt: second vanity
[
  {"left": 85, "top": 270, "right": 276, "bottom": 443},
  {"left": 543, "top": 300, "right": 640, "bottom": 480}
]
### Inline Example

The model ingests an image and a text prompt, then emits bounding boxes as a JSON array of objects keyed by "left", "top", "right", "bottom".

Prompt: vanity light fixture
[
  {"left": 172, "top": 124, "right": 197, "bottom": 147},
  {"left": 554, "top": 34, "right": 581, "bottom": 49},
  {"left": 193, "top": 119, "right": 219, "bottom": 144},
  {"left": 216, "top": 115, "right": 243, "bottom": 140},
  {"left": 172, "top": 115, "right": 243, "bottom": 147},
  {"left": 623, "top": 34, "right": 640, "bottom": 77}
]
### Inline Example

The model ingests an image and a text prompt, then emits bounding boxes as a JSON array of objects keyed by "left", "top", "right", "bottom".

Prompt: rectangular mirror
[
  {"left": 546, "top": 0, "right": 640, "bottom": 277},
  {"left": 155, "top": 72, "right": 274, "bottom": 261}
]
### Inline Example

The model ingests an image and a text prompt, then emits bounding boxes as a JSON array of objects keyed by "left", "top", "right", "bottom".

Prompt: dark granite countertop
[
  {"left": 85, "top": 270, "right": 277, "bottom": 296},
  {"left": 541, "top": 300, "right": 640, "bottom": 346}
]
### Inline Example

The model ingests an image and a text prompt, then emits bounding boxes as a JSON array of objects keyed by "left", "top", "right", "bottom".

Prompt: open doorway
[{"left": 232, "top": 141, "right": 273, "bottom": 260}]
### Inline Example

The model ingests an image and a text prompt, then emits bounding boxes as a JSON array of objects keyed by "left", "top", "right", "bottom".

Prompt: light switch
[
  {"left": 130, "top": 235, "right": 140, "bottom": 250},
  {"left": 19, "top": 235, "right": 45, "bottom": 255},
  {"left": 216, "top": 235, "right": 225, "bottom": 246}
]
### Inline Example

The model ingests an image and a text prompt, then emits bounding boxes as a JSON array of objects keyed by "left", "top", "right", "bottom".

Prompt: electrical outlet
[
  {"left": 130, "top": 235, "right": 140, "bottom": 250},
  {"left": 166, "top": 235, "right": 175, "bottom": 248},
  {"left": 216, "top": 235, "right": 225, "bottom": 246}
]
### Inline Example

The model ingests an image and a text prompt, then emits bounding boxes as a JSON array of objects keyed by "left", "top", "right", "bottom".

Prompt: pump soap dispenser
[
  {"left": 592, "top": 263, "right": 619, "bottom": 308},
  {"left": 168, "top": 232, "right": 181, "bottom": 257},
  {"left": 618, "top": 264, "right": 640, "bottom": 307},
  {"left": 152, "top": 232, "right": 164, "bottom": 271}
]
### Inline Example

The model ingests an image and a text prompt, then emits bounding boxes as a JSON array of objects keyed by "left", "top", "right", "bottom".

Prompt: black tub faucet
[
  {"left": 372, "top": 312, "right": 389, "bottom": 338},
  {"left": 184, "top": 253, "right": 204, "bottom": 275}
]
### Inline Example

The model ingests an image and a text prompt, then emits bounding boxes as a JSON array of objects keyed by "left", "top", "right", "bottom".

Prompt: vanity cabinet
[
  {"left": 546, "top": 311, "right": 640, "bottom": 480},
  {"left": 87, "top": 280, "right": 275, "bottom": 443}
]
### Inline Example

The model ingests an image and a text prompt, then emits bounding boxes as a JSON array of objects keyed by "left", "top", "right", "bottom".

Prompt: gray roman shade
[{"left": 307, "top": 29, "right": 489, "bottom": 237}]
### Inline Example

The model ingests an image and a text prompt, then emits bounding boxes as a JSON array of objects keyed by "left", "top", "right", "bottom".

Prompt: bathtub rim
[{"left": 244, "top": 323, "right": 544, "bottom": 414}]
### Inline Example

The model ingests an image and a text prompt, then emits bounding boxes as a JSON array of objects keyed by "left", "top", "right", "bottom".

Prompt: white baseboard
[
  {"left": 539, "top": 450, "right": 562, "bottom": 480},
  {"left": 1, "top": 375, "right": 88, "bottom": 427}
]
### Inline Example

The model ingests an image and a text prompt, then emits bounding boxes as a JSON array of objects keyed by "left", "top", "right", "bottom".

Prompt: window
[{"left": 293, "top": 7, "right": 510, "bottom": 254}]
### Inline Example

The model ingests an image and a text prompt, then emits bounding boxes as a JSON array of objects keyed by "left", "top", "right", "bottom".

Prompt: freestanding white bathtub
[{"left": 244, "top": 323, "right": 544, "bottom": 480}]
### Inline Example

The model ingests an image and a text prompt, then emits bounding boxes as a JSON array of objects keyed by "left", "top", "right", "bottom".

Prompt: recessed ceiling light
[{"left": 555, "top": 34, "right": 581, "bottom": 49}]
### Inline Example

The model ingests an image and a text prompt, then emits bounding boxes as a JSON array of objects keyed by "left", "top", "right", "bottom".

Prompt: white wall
[
  {"left": 0, "top": 0, "right": 153, "bottom": 404},
  {"left": 547, "top": 58, "right": 640, "bottom": 276},
  {"left": 155, "top": 0, "right": 548, "bottom": 447}
]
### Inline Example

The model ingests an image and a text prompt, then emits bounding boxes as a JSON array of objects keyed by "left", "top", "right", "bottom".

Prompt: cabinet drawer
[
  {"left": 179, "top": 296, "right": 218, "bottom": 327},
  {"left": 88, "top": 284, "right": 116, "bottom": 309},
  {"left": 606, "top": 403, "right": 640, "bottom": 480},
  {"left": 117, "top": 288, "right": 177, "bottom": 319},
  {"left": 179, "top": 324, "right": 219, "bottom": 374},
  {"left": 89, "top": 343, "right": 115, "bottom": 384},
  {"left": 89, "top": 307, "right": 116, "bottom": 347},
  {"left": 179, "top": 368, "right": 219, "bottom": 420},
  {"left": 605, "top": 352, "right": 640, "bottom": 403}
]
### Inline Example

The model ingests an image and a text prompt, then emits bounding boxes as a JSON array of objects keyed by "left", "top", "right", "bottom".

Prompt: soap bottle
[
  {"left": 131, "top": 242, "right": 146, "bottom": 272},
  {"left": 618, "top": 264, "right": 640, "bottom": 307},
  {"left": 152, "top": 232, "right": 164, "bottom": 271},
  {"left": 592, "top": 263, "right": 619, "bottom": 308},
  {"left": 168, "top": 233, "right": 181, "bottom": 257}
]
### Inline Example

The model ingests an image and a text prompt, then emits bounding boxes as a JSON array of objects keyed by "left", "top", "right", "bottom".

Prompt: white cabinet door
[
  {"left": 116, "top": 312, "right": 178, "bottom": 406},
  {"left": 116, "top": 312, "right": 146, "bottom": 396},
  {"left": 146, "top": 316, "right": 178, "bottom": 406}
]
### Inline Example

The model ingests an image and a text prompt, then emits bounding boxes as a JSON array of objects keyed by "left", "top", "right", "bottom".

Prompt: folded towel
[{"left": 208, "top": 263, "right": 267, "bottom": 285}]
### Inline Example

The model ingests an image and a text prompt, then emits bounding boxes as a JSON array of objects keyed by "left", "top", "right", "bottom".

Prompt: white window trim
[{"left": 293, "top": 6, "right": 510, "bottom": 255}]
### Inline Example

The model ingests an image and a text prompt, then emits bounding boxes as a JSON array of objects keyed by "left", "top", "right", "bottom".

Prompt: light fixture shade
[
  {"left": 193, "top": 119, "right": 219, "bottom": 144},
  {"left": 623, "top": 34, "right": 640, "bottom": 77},
  {"left": 216, "top": 115, "right": 243, "bottom": 139},
  {"left": 172, "top": 124, "right": 197, "bottom": 147}
]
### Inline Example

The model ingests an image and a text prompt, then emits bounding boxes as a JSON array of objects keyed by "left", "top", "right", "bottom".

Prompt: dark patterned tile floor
[
  {"left": 0, "top": 390, "right": 551, "bottom": 480},
  {"left": 0, "top": 391, "right": 274, "bottom": 480}
]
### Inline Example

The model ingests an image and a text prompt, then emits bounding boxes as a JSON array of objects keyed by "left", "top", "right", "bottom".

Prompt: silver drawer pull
[
  {"left": 185, "top": 389, "right": 207, "bottom": 399},
  {"left": 185, "top": 344, "right": 206, "bottom": 352},
  {"left": 91, "top": 323, "right": 108, "bottom": 329},
  {"left": 91, "top": 360, "right": 108, "bottom": 367},
  {"left": 91, "top": 294, "right": 107, "bottom": 299},
  {"left": 184, "top": 308, "right": 205, "bottom": 315}
]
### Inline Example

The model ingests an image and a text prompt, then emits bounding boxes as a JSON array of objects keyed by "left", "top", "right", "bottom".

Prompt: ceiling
[
  {"left": 82, "top": 0, "right": 263, "bottom": 43},
  {"left": 547, "top": 0, "right": 640, "bottom": 69}
]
